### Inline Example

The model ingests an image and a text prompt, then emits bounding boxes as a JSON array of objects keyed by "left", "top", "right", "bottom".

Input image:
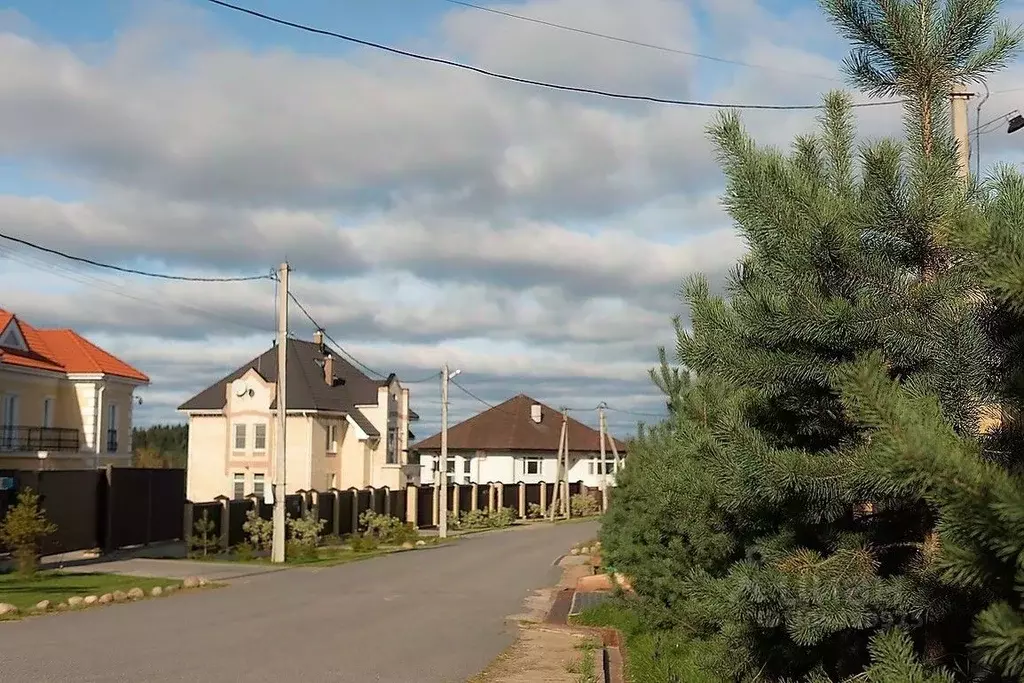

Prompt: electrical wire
[
  {"left": 202, "top": 0, "right": 901, "bottom": 111},
  {"left": 286, "top": 290, "right": 389, "bottom": 379},
  {"left": 0, "top": 230, "right": 272, "bottom": 282},
  {"left": 436, "top": 0, "right": 843, "bottom": 83}
]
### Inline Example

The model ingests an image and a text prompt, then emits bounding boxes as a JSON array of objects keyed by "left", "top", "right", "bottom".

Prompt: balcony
[
  {"left": 106, "top": 429, "right": 118, "bottom": 453},
  {"left": 0, "top": 426, "right": 81, "bottom": 452}
]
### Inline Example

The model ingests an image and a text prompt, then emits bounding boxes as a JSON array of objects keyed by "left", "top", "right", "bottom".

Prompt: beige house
[
  {"left": 178, "top": 332, "right": 420, "bottom": 502},
  {"left": 0, "top": 308, "right": 149, "bottom": 470}
]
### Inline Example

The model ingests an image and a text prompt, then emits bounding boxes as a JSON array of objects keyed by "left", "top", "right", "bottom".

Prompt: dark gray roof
[{"left": 178, "top": 339, "right": 386, "bottom": 437}]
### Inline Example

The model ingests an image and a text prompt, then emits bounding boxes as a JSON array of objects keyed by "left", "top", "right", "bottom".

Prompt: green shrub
[
  {"left": 0, "top": 488, "right": 57, "bottom": 577},
  {"left": 570, "top": 493, "right": 601, "bottom": 517},
  {"left": 188, "top": 510, "right": 220, "bottom": 557},
  {"left": 233, "top": 542, "right": 255, "bottom": 561},
  {"left": 287, "top": 510, "right": 326, "bottom": 548},
  {"left": 527, "top": 502, "right": 546, "bottom": 519},
  {"left": 488, "top": 507, "right": 516, "bottom": 528},
  {"left": 285, "top": 539, "right": 318, "bottom": 561},
  {"left": 462, "top": 509, "right": 490, "bottom": 529},
  {"left": 242, "top": 508, "right": 273, "bottom": 551},
  {"left": 359, "top": 510, "right": 417, "bottom": 544},
  {"left": 350, "top": 534, "right": 380, "bottom": 553}
]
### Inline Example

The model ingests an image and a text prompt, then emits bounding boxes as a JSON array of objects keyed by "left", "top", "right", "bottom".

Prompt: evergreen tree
[
  {"left": 602, "top": 1, "right": 1023, "bottom": 678},
  {"left": 649, "top": 323, "right": 692, "bottom": 414}
]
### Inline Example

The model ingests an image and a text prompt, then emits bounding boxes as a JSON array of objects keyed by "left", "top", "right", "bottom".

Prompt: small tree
[
  {"left": 188, "top": 510, "right": 219, "bottom": 557},
  {"left": 0, "top": 488, "right": 57, "bottom": 577},
  {"left": 242, "top": 508, "right": 273, "bottom": 551}
]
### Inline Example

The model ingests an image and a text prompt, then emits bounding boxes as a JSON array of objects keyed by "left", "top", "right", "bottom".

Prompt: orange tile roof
[{"left": 0, "top": 308, "right": 149, "bottom": 382}]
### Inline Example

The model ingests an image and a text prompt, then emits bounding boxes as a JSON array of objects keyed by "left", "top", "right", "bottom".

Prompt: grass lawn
[
  {"left": 189, "top": 537, "right": 451, "bottom": 567},
  {"left": 0, "top": 571, "right": 179, "bottom": 612},
  {"left": 572, "top": 599, "right": 726, "bottom": 683}
]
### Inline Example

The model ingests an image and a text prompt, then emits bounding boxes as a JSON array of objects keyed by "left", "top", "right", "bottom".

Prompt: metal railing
[
  {"left": 0, "top": 425, "right": 81, "bottom": 452},
  {"left": 106, "top": 429, "right": 118, "bottom": 453}
]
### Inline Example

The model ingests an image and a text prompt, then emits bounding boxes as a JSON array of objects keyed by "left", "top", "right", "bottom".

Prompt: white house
[
  {"left": 178, "top": 332, "right": 419, "bottom": 502},
  {"left": 411, "top": 394, "right": 626, "bottom": 487}
]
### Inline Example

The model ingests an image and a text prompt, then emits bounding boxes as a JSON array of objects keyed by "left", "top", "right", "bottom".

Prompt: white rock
[
  {"left": 570, "top": 548, "right": 581, "bottom": 556},
  {"left": 415, "top": 540, "right": 426, "bottom": 547},
  {"left": 580, "top": 546, "right": 591, "bottom": 554},
  {"left": 34, "top": 600, "right": 51, "bottom": 612},
  {"left": 0, "top": 603, "right": 19, "bottom": 617},
  {"left": 127, "top": 587, "right": 145, "bottom": 600},
  {"left": 67, "top": 596, "right": 85, "bottom": 607},
  {"left": 83, "top": 595, "right": 99, "bottom": 606},
  {"left": 150, "top": 586, "right": 163, "bottom": 597},
  {"left": 164, "top": 585, "right": 178, "bottom": 594},
  {"left": 401, "top": 541, "right": 415, "bottom": 550},
  {"left": 197, "top": 577, "right": 209, "bottom": 587},
  {"left": 112, "top": 590, "right": 128, "bottom": 602},
  {"left": 182, "top": 577, "right": 200, "bottom": 589},
  {"left": 98, "top": 594, "right": 113, "bottom": 605}
]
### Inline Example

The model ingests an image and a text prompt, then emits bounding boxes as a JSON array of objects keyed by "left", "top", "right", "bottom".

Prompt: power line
[
  {"left": 286, "top": 290, "right": 389, "bottom": 379},
  {"left": 0, "top": 231, "right": 271, "bottom": 282},
  {"left": 202, "top": 0, "right": 900, "bottom": 111},
  {"left": 436, "top": 0, "right": 843, "bottom": 83},
  {"left": 605, "top": 406, "right": 666, "bottom": 418}
]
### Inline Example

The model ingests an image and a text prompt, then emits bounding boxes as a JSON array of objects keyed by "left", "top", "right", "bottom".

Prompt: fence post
[
  {"left": 103, "top": 464, "right": 115, "bottom": 554},
  {"left": 470, "top": 483, "right": 479, "bottom": 512},
  {"left": 539, "top": 482, "right": 547, "bottom": 519},
  {"left": 309, "top": 490, "right": 319, "bottom": 522},
  {"left": 382, "top": 487, "right": 391, "bottom": 517},
  {"left": 183, "top": 501, "right": 194, "bottom": 548},
  {"left": 215, "top": 495, "right": 230, "bottom": 552},
  {"left": 518, "top": 482, "right": 526, "bottom": 519},
  {"left": 487, "top": 483, "right": 496, "bottom": 513},
  {"left": 330, "top": 489, "right": 341, "bottom": 537},
  {"left": 406, "top": 485, "right": 418, "bottom": 528},
  {"left": 451, "top": 483, "right": 460, "bottom": 518},
  {"left": 432, "top": 484, "right": 439, "bottom": 526},
  {"left": 350, "top": 488, "right": 361, "bottom": 532},
  {"left": 496, "top": 482, "right": 504, "bottom": 511}
]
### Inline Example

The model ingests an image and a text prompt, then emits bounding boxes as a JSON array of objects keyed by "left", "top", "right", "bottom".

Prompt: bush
[
  {"left": 527, "top": 502, "right": 546, "bottom": 519},
  {"left": 350, "top": 534, "right": 380, "bottom": 553},
  {"left": 287, "top": 510, "right": 326, "bottom": 548},
  {"left": 188, "top": 510, "right": 220, "bottom": 557},
  {"left": 462, "top": 509, "right": 490, "bottom": 529},
  {"left": 488, "top": 507, "right": 516, "bottom": 528},
  {"left": 242, "top": 508, "right": 273, "bottom": 551},
  {"left": 0, "top": 488, "right": 57, "bottom": 577},
  {"left": 286, "top": 539, "right": 318, "bottom": 561},
  {"left": 359, "top": 510, "right": 417, "bottom": 545},
  {"left": 233, "top": 542, "right": 255, "bottom": 561},
  {"left": 570, "top": 493, "right": 601, "bottom": 517}
]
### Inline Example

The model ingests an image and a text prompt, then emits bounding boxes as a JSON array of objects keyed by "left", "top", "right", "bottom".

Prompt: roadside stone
[
  {"left": 127, "top": 587, "right": 145, "bottom": 600},
  {"left": 34, "top": 600, "right": 51, "bottom": 612},
  {"left": 112, "top": 590, "right": 128, "bottom": 602},
  {"left": 401, "top": 541, "right": 415, "bottom": 550},
  {"left": 55, "top": 602, "right": 68, "bottom": 611},
  {"left": 197, "top": 577, "right": 209, "bottom": 587},
  {"left": 67, "top": 596, "right": 84, "bottom": 608},
  {"left": 580, "top": 546, "right": 591, "bottom": 554},
  {"left": 83, "top": 595, "right": 99, "bottom": 606},
  {"left": 164, "top": 585, "right": 178, "bottom": 594},
  {"left": 570, "top": 548, "right": 580, "bottom": 556},
  {"left": 183, "top": 576, "right": 200, "bottom": 589},
  {"left": 98, "top": 594, "right": 113, "bottom": 605},
  {"left": 0, "top": 602, "right": 19, "bottom": 617},
  {"left": 150, "top": 586, "right": 163, "bottom": 597},
  {"left": 415, "top": 540, "right": 426, "bottom": 547}
]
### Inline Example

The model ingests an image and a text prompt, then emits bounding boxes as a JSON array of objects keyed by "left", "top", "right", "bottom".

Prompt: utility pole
[
  {"left": 438, "top": 363, "right": 449, "bottom": 539},
  {"left": 549, "top": 412, "right": 567, "bottom": 521},
  {"left": 562, "top": 410, "right": 570, "bottom": 519},
  {"left": 599, "top": 404, "right": 608, "bottom": 513},
  {"left": 951, "top": 82, "right": 973, "bottom": 179},
  {"left": 271, "top": 261, "right": 289, "bottom": 564}
]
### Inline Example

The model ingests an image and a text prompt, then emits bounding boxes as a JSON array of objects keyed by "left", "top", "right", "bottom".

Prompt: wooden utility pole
[
  {"left": 599, "top": 405, "right": 608, "bottom": 513},
  {"left": 951, "top": 83, "right": 973, "bottom": 179},
  {"left": 549, "top": 411, "right": 568, "bottom": 521},
  {"left": 562, "top": 408, "right": 570, "bottom": 519},
  {"left": 439, "top": 363, "right": 450, "bottom": 539},
  {"left": 271, "top": 262, "right": 289, "bottom": 564}
]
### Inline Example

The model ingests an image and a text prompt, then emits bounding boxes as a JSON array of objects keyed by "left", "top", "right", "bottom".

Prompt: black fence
[{"left": 0, "top": 467, "right": 186, "bottom": 556}]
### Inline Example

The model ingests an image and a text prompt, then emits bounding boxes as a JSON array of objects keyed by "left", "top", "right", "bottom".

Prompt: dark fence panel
[
  {"left": 525, "top": 483, "right": 542, "bottom": 508},
  {"left": 258, "top": 499, "right": 273, "bottom": 521},
  {"left": 284, "top": 494, "right": 303, "bottom": 520},
  {"left": 317, "top": 493, "right": 335, "bottom": 536},
  {"left": 389, "top": 489, "right": 406, "bottom": 521},
  {"left": 544, "top": 483, "right": 556, "bottom": 507},
  {"left": 372, "top": 488, "right": 386, "bottom": 516},
  {"left": 148, "top": 469, "right": 186, "bottom": 543},
  {"left": 416, "top": 485, "right": 433, "bottom": 528},
  {"left": 37, "top": 470, "right": 105, "bottom": 555},
  {"left": 227, "top": 500, "right": 250, "bottom": 546},
  {"left": 502, "top": 484, "right": 517, "bottom": 510},
  {"left": 475, "top": 484, "right": 490, "bottom": 510},
  {"left": 107, "top": 468, "right": 186, "bottom": 550},
  {"left": 355, "top": 489, "right": 372, "bottom": 526},
  {"left": 569, "top": 481, "right": 583, "bottom": 498},
  {"left": 190, "top": 502, "right": 223, "bottom": 544},
  {"left": 337, "top": 490, "right": 355, "bottom": 536},
  {"left": 458, "top": 487, "right": 473, "bottom": 514}
]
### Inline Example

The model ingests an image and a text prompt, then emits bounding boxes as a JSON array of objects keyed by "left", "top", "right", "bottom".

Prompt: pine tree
[
  {"left": 649, "top": 323, "right": 692, "bottom": 414},
  {"left": 603, "top": 1, "right": 1023, "bottom": 678}
]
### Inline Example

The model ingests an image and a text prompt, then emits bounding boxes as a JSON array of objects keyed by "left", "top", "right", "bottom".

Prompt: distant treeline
[{"left": 132, "top": 423, "right": 187, "bottom": 469}]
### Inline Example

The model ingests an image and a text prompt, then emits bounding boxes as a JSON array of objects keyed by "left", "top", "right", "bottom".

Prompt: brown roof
[
  {"left": 411, "top": 394, "right": 627, "bottom": 453},
  {"left": 177, "top": 339, "right": 386, "bottom": 437}
]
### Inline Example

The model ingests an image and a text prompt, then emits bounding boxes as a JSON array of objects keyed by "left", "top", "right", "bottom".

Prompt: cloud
[{"left": 4, "top": 0, "right": 1024, "bottom": 435}]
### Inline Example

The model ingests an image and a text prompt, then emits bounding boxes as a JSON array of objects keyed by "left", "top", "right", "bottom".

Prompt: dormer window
[{"left": 0, "top": 320, "right": 28, "bottom": 351}]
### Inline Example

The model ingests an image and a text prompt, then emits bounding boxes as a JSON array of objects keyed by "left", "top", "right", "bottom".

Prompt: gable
[{"left": 0, "top": 319, "right": 27, "bottom": 351}]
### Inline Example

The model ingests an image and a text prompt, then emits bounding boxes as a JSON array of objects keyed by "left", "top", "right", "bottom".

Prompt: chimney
[
  {"left": 324, "top": 353, "right": 334, "bottom": 386},
  {"left": 530, "top": 403, "right": 542, "bottom": 423},
  {"left": 313, "top": 329, "right": 324, "bottom": 346}
]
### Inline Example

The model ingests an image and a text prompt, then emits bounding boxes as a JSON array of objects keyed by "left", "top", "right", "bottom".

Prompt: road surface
[{"left": 0, "top": 521, "right": 597, "bottom": 683}]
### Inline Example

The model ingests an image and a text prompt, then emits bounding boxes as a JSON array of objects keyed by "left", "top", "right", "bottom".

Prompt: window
[
  {"left": 233, "top": 473, "right": 245, "bottom": 499},
  {"left": 326, "top": 423, "right": 337, "bottom": 453},
  {"left": 589, "top": 459, "right": 615, "bottom": 475},
  {"left": 252, "top": 473, "right": 265, "bottom": 500},
  {"left": 525, "top": 458, "right": 542, "bottom": 476},
  {"left": 253, "top": 423, "right": 267, "bottom": 451},
  {"left": 386, "top": 426, "right": 399, "bottom": 464},
  {"left": 464, "top": 458, "right": 472, "bottom": 474},
  {"left": 233, "top": 423, "right": 246, "bottom": 451},
  {"left": 42, "top": 398, "right": 54, "bottom": 428},
  {"left": 106, "top": 403, "right": 118, "bottom": 453},
  {"left": 446, "top": 457, "right": 456, "bottom": 474},
  {"left": 1, "top": 394, "right": 18, "bottom": 450}
]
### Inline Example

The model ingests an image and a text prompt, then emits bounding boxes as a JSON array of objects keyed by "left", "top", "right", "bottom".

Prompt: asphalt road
[{"left": 0, "top": 521, "right": 597, "bottom": 683}]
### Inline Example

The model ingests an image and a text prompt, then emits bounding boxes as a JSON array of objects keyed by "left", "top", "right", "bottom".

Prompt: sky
[{"left": 2, "top": 0, "right": 1024, "bottom": 441}]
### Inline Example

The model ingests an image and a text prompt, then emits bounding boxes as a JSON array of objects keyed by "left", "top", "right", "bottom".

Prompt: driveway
[{"left": 0, "top": 521, "right": 597, "bottom": 683}]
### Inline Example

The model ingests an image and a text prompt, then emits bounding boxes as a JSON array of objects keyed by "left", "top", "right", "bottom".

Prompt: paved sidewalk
[{"left": 0, "top": 521, "right": 598, "bottom": 683}]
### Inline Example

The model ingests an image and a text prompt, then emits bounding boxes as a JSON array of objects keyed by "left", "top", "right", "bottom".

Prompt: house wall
[
  {"left": 355, "top": 380, "right": 410, "bottom": 490},
  {"left": 419, "top": 450, "right": 619, "bottom": 488}
]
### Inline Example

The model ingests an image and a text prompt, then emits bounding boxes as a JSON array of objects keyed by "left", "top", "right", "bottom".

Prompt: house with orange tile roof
[{"left": 0, "top": 308, "right": 149, "bottom": 470}]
